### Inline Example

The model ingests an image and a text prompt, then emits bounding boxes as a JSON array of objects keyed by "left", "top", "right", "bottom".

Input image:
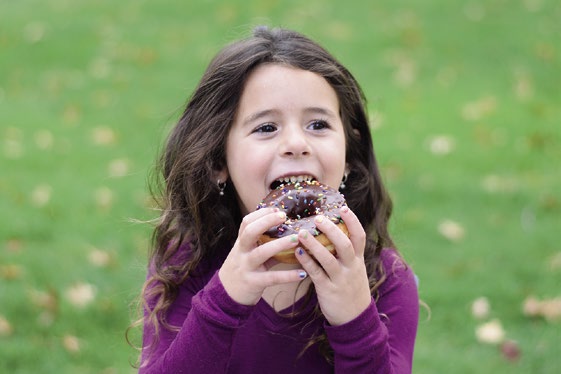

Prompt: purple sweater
[{"left": 139, "top": 248, "right": 419, "bottom": 373}]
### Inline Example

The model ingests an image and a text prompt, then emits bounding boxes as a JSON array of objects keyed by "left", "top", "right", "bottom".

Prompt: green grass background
[{"left": 1, "top": 0, "right": 560, "bottom": 373}]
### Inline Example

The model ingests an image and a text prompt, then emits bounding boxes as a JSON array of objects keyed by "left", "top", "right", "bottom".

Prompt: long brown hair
[{"left": 138, "top": 26, "right": 394, "bottom": 363}]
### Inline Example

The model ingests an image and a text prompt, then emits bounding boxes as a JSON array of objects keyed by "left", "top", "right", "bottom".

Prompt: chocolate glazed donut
[{"left": 257, "top": 180, "right": 349, "bottom": 264}]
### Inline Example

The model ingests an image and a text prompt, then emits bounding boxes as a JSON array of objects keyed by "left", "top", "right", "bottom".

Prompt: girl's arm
[
  {"left": 139, "top": 208, "right": 305, "bottom": 373},
  {"left": 325, "top": 252, "right": 419, "bottom": 373},
  {"left": 139, "top": 270, "right": 253, "bottom": 374},
  {"left": 296, "top": 206, "right": 419, "bottom": 373}
]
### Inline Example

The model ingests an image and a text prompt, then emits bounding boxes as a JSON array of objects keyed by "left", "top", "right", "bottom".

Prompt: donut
[{"left": 257, "top": 180, "right": 349, "bottom": 264}]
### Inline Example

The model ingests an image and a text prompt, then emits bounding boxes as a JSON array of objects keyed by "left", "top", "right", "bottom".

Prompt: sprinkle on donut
[{"left": 257, "top": 180, "right": 346, "bottom": 238}]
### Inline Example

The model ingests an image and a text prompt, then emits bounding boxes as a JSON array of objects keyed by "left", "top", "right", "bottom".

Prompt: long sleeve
[
  {"left": 325, "top": 251, "right": 419, "bottom": 373},
  {"left": 139, "top": 271, "right": 254, "bottom": 374}
]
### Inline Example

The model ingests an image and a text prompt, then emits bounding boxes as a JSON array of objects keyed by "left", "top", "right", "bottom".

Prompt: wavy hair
[{"left": 136, "top": 26, "right": 394, "bottom": 363}]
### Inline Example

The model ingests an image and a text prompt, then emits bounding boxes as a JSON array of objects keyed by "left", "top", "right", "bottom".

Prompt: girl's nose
[{"left": 280, "top": 129, "right": 311, "bottom": 157}]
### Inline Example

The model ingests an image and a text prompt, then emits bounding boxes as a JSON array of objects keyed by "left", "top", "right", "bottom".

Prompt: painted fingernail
[
  {"left": 290, "top": 235, "right": 298, "bottom": 243},
  {"left": 297, "top": 247, "right": 304, "bottom": 256},
  {"left": 298, "top": 270, "right": 307, "bottom": 279},
  {"left": 315, "top": 215, "right": 324, "bottom": 223},
  {"left": 278, "top": 212, "right": 286, "bottom": 219},
  {"left": 341, "top": 206, "right": 349, "bottom": 213},
  {"left": 301, "top": 230, "right": 308, "bottom": 239}
]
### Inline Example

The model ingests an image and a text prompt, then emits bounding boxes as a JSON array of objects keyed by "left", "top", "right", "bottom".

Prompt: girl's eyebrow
[
  {"left": 243, "top": 107, "right": 337, "bottom": 126},
  {"left": 242, "top": 109, "right": 280, "bottom": 126},
  {"left": 303, "top": 106, "right": 337, "bottom": 118}
]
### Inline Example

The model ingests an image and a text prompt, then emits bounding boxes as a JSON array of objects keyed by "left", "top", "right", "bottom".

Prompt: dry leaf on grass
[
  {"left": 0, "top": 264, "right": 23, "bottom": 280},
  {"left": 108, "top": 158, "right": 130, "bottom": 178},
  {"left": 427, "top": 135, "right": 455, "bottom": 155},
  {"left": 471, "top": 297, "right": 491, "bottom": 320},
  {"left": 65, "top": 282, "right": 97, "bottom": 309},
  {"left": 438, "top": 219, "right": 465, "bottom": 242},
  {"left": 63, "top": 334, "right": 81, "bottom": 353},
  {"left": 500, "top": 340, "right": 521, "bottom": 362},
  {"left": 31, "top": 184, "right": 52, "bottom": 207},
  {"left": 523, "top": 296, "right": 561, "bottom": 322},
  {"left": 0, "top": 315, "right": 13, "bottom": 337},
  {"left": 88, "top": 248, "right": 111, "bottom": 268},
  {"left": 476, "top": 319, "right": 505, "bottom": 345}
]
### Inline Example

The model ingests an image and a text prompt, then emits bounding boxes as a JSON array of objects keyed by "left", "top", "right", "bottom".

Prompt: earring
[
  {"left": 339, "top": 173, "right": 348, "bottom": 190},
  {"left": 217, "top": 180, "right": 226, "bottom": 196}
]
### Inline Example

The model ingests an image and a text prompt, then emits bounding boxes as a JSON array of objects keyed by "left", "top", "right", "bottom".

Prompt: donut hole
[{"left": 285, "top": 192, "right": 322, "bottom": 220}]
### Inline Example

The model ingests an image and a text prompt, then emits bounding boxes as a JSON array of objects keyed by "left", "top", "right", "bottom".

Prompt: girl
[{"left": 137, "top": 26, "right": 419, "bottom": 373}]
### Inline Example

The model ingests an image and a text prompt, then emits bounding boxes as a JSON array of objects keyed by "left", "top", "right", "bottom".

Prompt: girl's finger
[
  {"left": 249, "top": 234, "right": 299, "bottom": 266},
  {"left": 254, "top": 267, "right": 308, "bottom": 287},
  {"left": 309, "top": 214, "right": 356, "bottom": 265},
  {"left": 295, "top": 243, "right": 331, "bottom": 283},
  {"left": 238, "top": 209, "right": 286, "bottom": 251},
  {"left": 339, "top": 206, "right": 367, "bottom": 258}
]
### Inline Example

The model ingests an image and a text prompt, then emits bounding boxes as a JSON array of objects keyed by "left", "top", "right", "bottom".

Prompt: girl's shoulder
[
  {"left": 378, "top": 248, "right": 418, "bottom": 291},
  {"left": 379, "top": 248, "right": 408, "bottom": 273}
]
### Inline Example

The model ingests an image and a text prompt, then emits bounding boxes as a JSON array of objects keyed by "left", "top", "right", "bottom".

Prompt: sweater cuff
[
  {"left": 193, "top": 271, "right": 254, "bottom": 328},
  {"left": 324, "top": 299, "right": 384, "bottom": 346}
]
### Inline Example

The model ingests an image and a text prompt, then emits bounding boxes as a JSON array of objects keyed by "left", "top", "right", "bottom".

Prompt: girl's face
[{"left": 224, "top": 64, "right": 347, "bottom": 215}]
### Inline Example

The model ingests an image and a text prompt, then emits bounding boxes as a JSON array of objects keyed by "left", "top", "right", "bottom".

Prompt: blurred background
[{"left": 1, "top": 0, "right": 560, "bottom": 373}]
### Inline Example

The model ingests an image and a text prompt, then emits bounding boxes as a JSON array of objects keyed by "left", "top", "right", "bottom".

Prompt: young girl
[{"left": 137, "top": 26, "right": 419, "bottom": 373}]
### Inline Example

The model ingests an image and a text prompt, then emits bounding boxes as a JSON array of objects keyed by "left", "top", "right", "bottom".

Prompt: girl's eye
[
  {"left": 253, "top": 123, "right": 277, "bottom": 133},
  {"left": 308, "top": 120, "right": 330, "bottom": 131}
]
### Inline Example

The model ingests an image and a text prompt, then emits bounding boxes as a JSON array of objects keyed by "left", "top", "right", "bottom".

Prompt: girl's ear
[{"left": 214, "top": 168, "right": 229, "bottom": 184}]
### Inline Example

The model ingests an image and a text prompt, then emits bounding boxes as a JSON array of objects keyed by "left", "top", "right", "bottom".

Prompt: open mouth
[{"left": 269, "top": 175, "right": 315, "bottom": 190}]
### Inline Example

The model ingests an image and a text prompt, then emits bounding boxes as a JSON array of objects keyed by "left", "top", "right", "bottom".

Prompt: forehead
[{"left": 236, "top": 64, "right": 340, "bottom": 116}]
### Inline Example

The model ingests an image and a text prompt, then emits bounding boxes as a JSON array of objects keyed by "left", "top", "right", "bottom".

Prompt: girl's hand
[
  {"left": 296, "top": 206, "right": 371, "bottom": 326},
  {"left": 218, "top": 208, "right": 307, "bottom": 306}
]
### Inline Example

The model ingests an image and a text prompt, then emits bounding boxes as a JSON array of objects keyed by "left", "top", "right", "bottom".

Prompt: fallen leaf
[
  {"left": 461, "top": 96, "right": 497, "bottom": 121},
  {"left": 62, "top": 334, "right": 81, "bottom": 353},
  {"left": 5, "top": 238, "right": 23, "bottom": 252},
  {"left": 0, "top": 264, "right": 23, "bottom": 280},
  {"left": 427, "top": 135, "right": 455, "bottom": 155},
  {"left": 28, "top": 288, "right": 58, "bottom": 312},
  {"left": 31, "top": 184, "right": 52, "bottom": 207},
  {"left": 540, "top": 298, "right": 561, "bottom": 322},
  {"left": 500, "top": 340, "right": 521, "bottom": 362},
  {"left": 108, "top": 158, "right": 130, "bottom": 178},
  {"left": 91, "top": 126, "right": 116, "bottom": 146},
  {"left": 548, "top": 252, "right": 561, "bottom": 271},
  {"left": 65, "top": 282, "right": 97, "bottom": 309},
  {"left": 522, "top": 296, "right": 542, "bottom": 317},
  {"left": 88, "top": 248, "right": 111, "bottom": 268},
  {"left": 476, "top": 319, "right": 505, "bottom": 345},
  {"left": 471, "top": 297, "right": 491, "bottom": 319},
  {"left": 438, "top": 219, "right": 465, "bottom": 242},
  {"left": 34, "top": 130, "right": 54, "bottom": 150},
  {"left": 0, "top": 315, "right": 13, "bottom": 336},
  {"left": 94, "top": 187, "right": 114, "bottom": 210}
]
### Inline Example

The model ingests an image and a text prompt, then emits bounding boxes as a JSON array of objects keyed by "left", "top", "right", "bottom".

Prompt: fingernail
[
  {"left": 301, "top": 230, "right": 308, "bottom": 239},
  {"left": 290, "top": 235, "right": 298, "bottom": 243},
  {"left": 278, "top": 212, "right": 286, "bottom": 219},
  {"left": 341, "top": 206, "right": 349, "bottom": 213},
  {"left": 298, "top": 270, "right": 307, "bottom": 279},
  {"left": 315, "top": 215, "right": 324, "bottom": 223},
  {"left": 297, "top": 247, "right": 304, "bottom": 256}
]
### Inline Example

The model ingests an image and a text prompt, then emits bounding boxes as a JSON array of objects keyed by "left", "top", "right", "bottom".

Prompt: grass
[{"left": 1, "top": 0, "right": 560, "bottom": 373}]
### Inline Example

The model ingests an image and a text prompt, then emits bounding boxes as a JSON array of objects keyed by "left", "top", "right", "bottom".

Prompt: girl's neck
[{"left": 261, "top": 263, "right": 311, "bottom": 312}]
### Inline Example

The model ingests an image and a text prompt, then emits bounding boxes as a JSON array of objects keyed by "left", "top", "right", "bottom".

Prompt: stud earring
[
  {"left": 217, "top": 180, "right": 226, "bottom": 196},
  {"left": 339, "top": 173, "right": 348, "bottom": 190}
]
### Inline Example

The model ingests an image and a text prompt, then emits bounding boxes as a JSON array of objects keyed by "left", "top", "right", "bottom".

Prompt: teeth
[{"left": 278, "top": 175, "right": 313, "bottom": 184}]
